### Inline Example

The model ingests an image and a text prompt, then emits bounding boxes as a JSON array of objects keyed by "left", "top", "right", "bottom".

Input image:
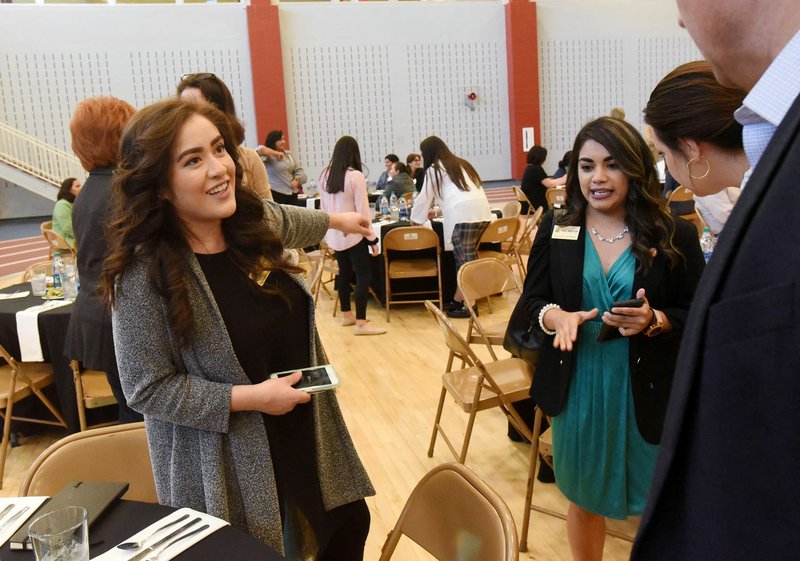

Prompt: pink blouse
[{"left": 319, "top": 167, "right": 375, "bottom": 251}]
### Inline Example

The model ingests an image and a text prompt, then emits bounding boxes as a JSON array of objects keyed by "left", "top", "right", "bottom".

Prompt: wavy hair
[
  {"left": 70, "top": 97, "right": 135, "bottom": 171},
  {"left": 419, "top": 136, "right": 482, "bottom": 196},
  {"left": 101, "top": 98, "right": 298, "bottom": 345},
  {"left": 561, "top": 117, "right": 681, "bottom": 273},
  {"left": 643, "top": 60, "right": 745, "bottom": 157}
]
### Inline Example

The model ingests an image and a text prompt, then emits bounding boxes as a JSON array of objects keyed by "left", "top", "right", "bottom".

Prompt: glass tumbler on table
[
  {"left": 29, "top": 263, "right": 48, "bottom": 296},
  {"left": 28, "top": 506, "right": 89, "bottom": 561}
]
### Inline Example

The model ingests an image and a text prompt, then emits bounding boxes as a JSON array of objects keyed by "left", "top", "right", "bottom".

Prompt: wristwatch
[{"left": 643, "top": 309, "right": 664, "bottom": 337}]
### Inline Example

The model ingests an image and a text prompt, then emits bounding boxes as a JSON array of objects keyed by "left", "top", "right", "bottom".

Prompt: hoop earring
[{"left": 687, "top": 157, "right": 710, "bottom": 180}]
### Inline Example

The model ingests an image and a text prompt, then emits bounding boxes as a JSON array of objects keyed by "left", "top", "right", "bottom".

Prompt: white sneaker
[{"left": 354, "top": 323, "right": 386, "bottom": 336}]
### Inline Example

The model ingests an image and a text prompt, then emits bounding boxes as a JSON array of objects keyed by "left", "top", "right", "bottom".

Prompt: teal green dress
[{"left": 551, "top": 235, "right": 659, "bottom": 519}]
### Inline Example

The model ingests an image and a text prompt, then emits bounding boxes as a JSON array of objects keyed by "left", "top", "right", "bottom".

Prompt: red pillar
[
  {"left": 247, "top": 0, "right": 288, "bottom": 144},
  {"left": 505, "top": 0, "right": 540, "bottom": 180}
]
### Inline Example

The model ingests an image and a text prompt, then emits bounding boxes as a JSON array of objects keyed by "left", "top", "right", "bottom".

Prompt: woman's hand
[
  {"left": 544, "top": 307, "right": 599, "bottom": 351},
  {"left": 231, "top": 372, "right": 310, "bottom": 415},
  {"left": 601, "top": 288, "right": 653, "bottom": 337},
  {"left": 368, "top": 241, "right": 380, "bottom": 256},
  {"left": 328, "top": 212, "right": 372, "bottom": 237}
]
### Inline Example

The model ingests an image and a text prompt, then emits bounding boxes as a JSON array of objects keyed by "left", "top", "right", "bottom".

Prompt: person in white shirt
[{"left": 410, "top": 136, "right": 492, "bottom": 318}]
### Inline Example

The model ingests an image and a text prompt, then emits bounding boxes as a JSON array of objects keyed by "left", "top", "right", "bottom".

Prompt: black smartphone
[{"left": 597, "top": 298, "right": 645, "bottom": 342}]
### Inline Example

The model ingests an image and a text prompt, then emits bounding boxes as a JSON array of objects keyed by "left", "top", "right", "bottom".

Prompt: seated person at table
[
  {"left": 52, "top": 177, "right": 81, "bottom": 247},
  {"left": 521, "top": 145, "right": 565, "bottom": 213},
  {"left": 406, "top": 152, "right": 424, "bottom": 191},
  {"left": 382, "top": 161, "right": 415, "bottom": 201},
  {"left": 375, "top": 153, "right": 399, "bottom": 191},
  {"left": 410, "top": 135, "right": 492, "bottom": 319},
  {"left": 102, "top": 99, "right": 375, "bottom": 558}
]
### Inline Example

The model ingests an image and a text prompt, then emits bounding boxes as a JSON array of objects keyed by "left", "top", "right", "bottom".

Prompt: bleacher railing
[{"left": 0, "top": 122, "right": 85, "bottom": 187}]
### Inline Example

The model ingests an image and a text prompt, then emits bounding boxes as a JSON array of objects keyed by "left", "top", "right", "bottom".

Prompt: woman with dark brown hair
[
  {"left": 410, "top": 136, "right": 492, "bottom": 318},
  {"left": 51, "top": 177, "right": 81, "bottom": 247},
  {"left": 65, "top": 96, "right": 141, "bottom": 425},
  {"left": 516, "top": 117, "right": 704, "bottom": 560},
  {"left": 644, "top": 60, "right": 749, "bottom": 234},
  {"left": 520, "top": 145, "right": 565, "bottom": 213},
  {"left": 406, "top": 152, "right": 424, "bottom": 191},
  {"left": 177, "top": 72, "right": 272, "bottom": 201},
  {"left": 102, "top": 98, "right": 374, "bottom": 559}
]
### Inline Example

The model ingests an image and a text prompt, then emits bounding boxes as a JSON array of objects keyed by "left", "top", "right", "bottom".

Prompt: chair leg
[
  {"left": 385, "top": 274, "right": 391, "bottom": 322},
  {"left": 520, "top": 407, "right": 544, "bottom": 552},
  {"left": 458, "top": 409, "right": 479, "bottom": 464},
  {"left": 0, "top": 375, "right": 17, "bottom": 490},
  {"left": 72, "top": 361, "right": 87, "bottom": 432},
  {"left": 427, "top": 387, "right": 448, "bottom": 457}
]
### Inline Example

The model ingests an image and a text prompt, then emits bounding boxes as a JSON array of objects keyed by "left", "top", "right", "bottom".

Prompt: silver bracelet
[{"left": 538, "top": 303, "right": 560, "bottom": 336}]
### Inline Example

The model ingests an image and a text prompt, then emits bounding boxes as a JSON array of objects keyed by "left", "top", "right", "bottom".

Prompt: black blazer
[
  {"left": 65, "top": 168, "right": 117, "bottom": 372},
  {"left": 632, "top": 95, "right": 800, "bottom": 558},
  {"left": 520, "top": 211, "right": 704, "bottom": 444}
]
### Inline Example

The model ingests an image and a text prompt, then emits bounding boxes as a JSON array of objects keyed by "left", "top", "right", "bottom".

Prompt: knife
[
  {"left": 0, "top": 506, "right": 29, "bottom": 532},
  {"left": 0, "top": 504, "right": 14, "bottom": 523},
  {"left": 126, "top": 517, "right": 202, "bottom": 561}
]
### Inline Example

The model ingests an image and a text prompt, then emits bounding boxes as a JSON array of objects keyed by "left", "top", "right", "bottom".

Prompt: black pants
[
  {"left": 335, "top": 239, "right": 372, "bottom": 320},
  {"left": 317, "top": 499, "right": 370, "bottom": 561},
  {"left": 106, "top": 363, "right": 144, "bottom": 424},
  {"left": 272, "top": 191, "right": 299, "bottom": 205}
]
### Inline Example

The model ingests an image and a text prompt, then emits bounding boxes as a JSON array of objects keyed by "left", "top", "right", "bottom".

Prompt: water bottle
[
  {"left": 389, "top": 194, "right": 399, "bottom": 221},
  {"left": 52, "top": 251, "right": 64, "bottom": 297},
  {"left": 380, "top": 196, "right": 390, "bottom": 218},
  {"left": 398, "top": 197, "right": 409, "bottom": 221},
  {"left": 306, "top": 179, "right": 317, "bottom": 197},
  {"left": 699, "top": 226, "right": 715, "bottom": 263}
]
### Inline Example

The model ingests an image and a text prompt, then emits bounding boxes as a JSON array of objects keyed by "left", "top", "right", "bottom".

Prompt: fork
[{"left": 148, "top": 523, "right": 210, "bottom": 561}]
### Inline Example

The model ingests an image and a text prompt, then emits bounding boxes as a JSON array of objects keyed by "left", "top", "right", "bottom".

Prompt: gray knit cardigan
[{"left": 111, "top": 201, "right": 375, "bottom": 553}]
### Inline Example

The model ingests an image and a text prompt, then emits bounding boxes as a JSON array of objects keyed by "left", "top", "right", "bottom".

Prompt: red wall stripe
[
  {"left": 505, "top": 0, "right": 540, "bottom": 180},
  {"left": 247, "top": 0, "right": 288, "bottom": 145}
]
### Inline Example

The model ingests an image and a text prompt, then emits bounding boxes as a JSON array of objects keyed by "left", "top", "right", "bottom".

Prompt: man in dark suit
[{"left": 632, "top": 2, "right": 800, "bottom": 559}]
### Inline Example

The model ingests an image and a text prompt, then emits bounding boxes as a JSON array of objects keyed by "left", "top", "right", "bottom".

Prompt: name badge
[{"left": 552, "top": 225, "right": 581, "bottom": 240}]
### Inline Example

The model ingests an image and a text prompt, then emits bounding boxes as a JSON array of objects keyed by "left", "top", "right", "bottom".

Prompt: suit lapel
[
  {"left": 640, "top": 93, "right": 800, "bottom": 530},
  {"left": 552, "top": 223, "right": 585, "bottom": 310}
]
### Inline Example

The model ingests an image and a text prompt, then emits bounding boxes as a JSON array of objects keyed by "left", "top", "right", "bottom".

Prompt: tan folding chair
[
  {"left": 70, "top": 361, "right": 118, "bottom": 432},
  {"left": 380, "top": 462, "right": 518, "bottom": 561},
  {"left": 514, "top": 205, "right": 544, "bottom": 267},
  {"left": 501, "top": 200, "right": 521, "bottom": 218},
  {"left": 22, "top": 261, "right": 53, "bottom": 283},
  {"left": 0, "top": 345, "right": 68, "bottom": 489},
  {"left": 458, "top": 259, "right": 522, "bottom": 361},
  {"left": 19, "top": 422, "right": 157, "bottom": 503},
  {"left": 383, "top": 227, "right": 442, "bottom": 322},
  {"left": 668, "top": 185, "right": 708, "bottom": 235},
  {"left": 476, "top": 217, "right": 524, "bottom": 284},
  {"left": 545, "top": 187, "right": 567, "bottom": 209},
  {"left": 513, "top": 186, "right": 536, "bottom": 220},
  {"left": 424, "top": 301, "right": 534, "bottom": 464},
  {"left": 41, "top": 223, "right": 75, "bottom": 258}
]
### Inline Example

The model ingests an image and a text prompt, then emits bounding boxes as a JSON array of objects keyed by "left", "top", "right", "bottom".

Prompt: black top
[
  {"left": 520, "top": 164, "right": 549, "bottom": 213},
  {"left": 197, "top": 252, "right": 344, "bottom": 559},
  {"left": 66, "top": 167, "right": 116, "bottom": 372}
]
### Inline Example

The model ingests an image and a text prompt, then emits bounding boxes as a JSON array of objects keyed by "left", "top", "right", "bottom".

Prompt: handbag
[{"left": 503, "top": 297, "right": 544, "bottom": 365}]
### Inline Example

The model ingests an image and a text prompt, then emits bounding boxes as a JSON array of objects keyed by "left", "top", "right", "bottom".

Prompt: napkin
[
  {"left": 15, "top": 300, "right": 73, "bottom": 362},
  {"left": 0, "top": 496, "right": 49, "bottom": 546},
  {"left": 0, "top": 291, "right": 30, "bottom": 300},
  {"left": 93, "top": 508, "right": 229, "bottom": 561}
]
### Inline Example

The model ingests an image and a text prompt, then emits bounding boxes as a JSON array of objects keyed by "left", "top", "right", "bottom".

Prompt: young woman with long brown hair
[{"left": 102, "top": 98, "right": 375, "bottom": 559}]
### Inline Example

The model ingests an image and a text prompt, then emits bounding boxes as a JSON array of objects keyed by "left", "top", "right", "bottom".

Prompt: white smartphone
[{"left": 269, "top": 364, "right": 340, "bottom": 393}]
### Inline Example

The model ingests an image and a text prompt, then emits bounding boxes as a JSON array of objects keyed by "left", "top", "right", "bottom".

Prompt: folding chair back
[
  {"left": 70, "top": 361, "right": 118, "bottom": 432},
  {"left": 19, "top": 422, "right": 157, "bottom": 502},
  {"left": 546, "top": 187, "right": 567, "bottom": 208},
  {"left": 380, "top": 462, "right": 518, "bottom": 561},
  {"left": 383, "top": 227, "right": 442, "bottom": 321},
  {"left": 502, "top": 200, "right": 521, "bottom": 218},
  {"left": 513, "top": 186, "right": 536, "bottom": 219}
]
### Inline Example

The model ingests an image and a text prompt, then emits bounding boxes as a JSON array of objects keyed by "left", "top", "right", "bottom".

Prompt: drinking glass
[
  {"left": 62, "top": 257, "right": 79, "bottom": 300},
  {"left": 29, "top": 264, "right": 48, "bottom": 296},
  {"left": 28, "top": 506, "right": 89, "bottom": 561}
]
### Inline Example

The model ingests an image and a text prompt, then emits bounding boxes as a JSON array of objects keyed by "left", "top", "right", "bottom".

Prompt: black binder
[{"left": 9, "top": 481, "right": 129, "bottom": 550}]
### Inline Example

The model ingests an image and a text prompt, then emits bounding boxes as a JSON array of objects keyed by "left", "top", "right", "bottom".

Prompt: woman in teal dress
[{"left": 518, "top": 117, "right": 705, "bottom": 560}]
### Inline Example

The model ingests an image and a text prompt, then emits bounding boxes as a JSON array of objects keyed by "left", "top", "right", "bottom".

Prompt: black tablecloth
[
  {"left": 0, "top": 284, "right": 86, "bottom": 432},
  {"left": 0, "top": 500, "right": 283, "bottom": 560}
]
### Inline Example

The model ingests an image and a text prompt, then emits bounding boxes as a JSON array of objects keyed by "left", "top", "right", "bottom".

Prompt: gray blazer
[{"left": 112, "top": 202, "right": 375, "bottom": 553}]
